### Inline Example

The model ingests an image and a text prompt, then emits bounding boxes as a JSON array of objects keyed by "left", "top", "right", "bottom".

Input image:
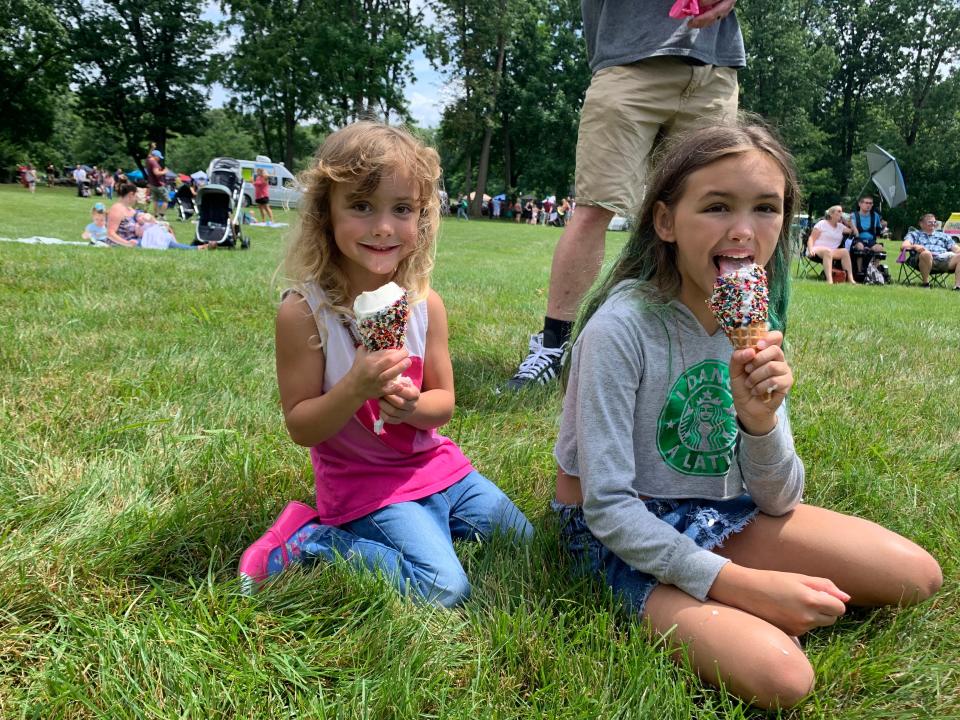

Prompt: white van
[{"left": 222, "top": 155, "right": 303, "bottom": 209}]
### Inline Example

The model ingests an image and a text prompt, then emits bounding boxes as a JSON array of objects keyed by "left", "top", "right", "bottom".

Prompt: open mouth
[{"left": 713, "top": 252, "right": 755, "bottom": 276}]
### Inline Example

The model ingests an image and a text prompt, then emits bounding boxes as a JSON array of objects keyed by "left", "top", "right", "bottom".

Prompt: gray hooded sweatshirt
[{"left": 554, "top": 283, "right": 804, "bottom": 601}]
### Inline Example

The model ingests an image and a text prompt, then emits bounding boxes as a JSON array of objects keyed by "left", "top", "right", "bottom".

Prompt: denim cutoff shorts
[{"left": 552, "top": 495, "right": 759, "bottom": 615}]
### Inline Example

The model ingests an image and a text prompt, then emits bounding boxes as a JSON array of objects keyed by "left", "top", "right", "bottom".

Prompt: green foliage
[
  {"left": 165, "top": 109, "right": 260, "bottom": 174},
  {"left": 59, "top": 0, "right": 216, "bottom": 167},
  {"left": 218, "top": 0, "right": 425, "bottom": 168},
  {"left": 0, "top": 0, "right": 71, "bottom": 170},
  {"left": 1, "top": 187, "right": 958, "bottom": 716}
]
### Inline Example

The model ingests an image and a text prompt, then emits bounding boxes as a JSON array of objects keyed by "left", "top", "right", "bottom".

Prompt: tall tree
[
  {"left": 498, "top": 0, "right": 589, "bottom": 198},
  {"left": 0, "top": 0, "right": 71, "bottom": 168},
  {"left": 59, "top": 0, "right": 214, "bottom": 169},
  {"left": 220, "top": 0, "right": 424, "bottom": 168},
  {"left": 429, "top": 0, "right": 528, "bottom": 215}
]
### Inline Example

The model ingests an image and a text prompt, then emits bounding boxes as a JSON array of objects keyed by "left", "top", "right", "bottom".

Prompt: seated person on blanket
[
  {"left": 81, "top": 203, "right": 109, "bottom": 245},
  {"left": 901, "top": 213, "right": 960, "bottom": 290},
  {"left": 136, "top": 213, "right": 215, "bottom": 250}
]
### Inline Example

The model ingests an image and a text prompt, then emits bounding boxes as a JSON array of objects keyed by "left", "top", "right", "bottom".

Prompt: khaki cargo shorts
[
  {"left": 575, "top": 56, "right": 739, "bottom": 216},
  {"left": 150, "top": 185, "right": 167, "bottom": 203}
]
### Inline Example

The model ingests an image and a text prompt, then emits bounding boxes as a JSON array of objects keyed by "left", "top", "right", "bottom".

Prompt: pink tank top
[{"left": 295, "top": 283, "right": 474, "bottom": 525}]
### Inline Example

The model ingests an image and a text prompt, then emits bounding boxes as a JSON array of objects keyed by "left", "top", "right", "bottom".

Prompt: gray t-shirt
[
  {"left": 555, "top": 283, "right": 804, "bottom": 601},
  {"left": 581, "top": 0, "right": 746, "bottom": 72}
]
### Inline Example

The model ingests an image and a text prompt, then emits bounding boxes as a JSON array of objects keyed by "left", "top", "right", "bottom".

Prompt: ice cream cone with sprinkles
[
  {"left": 353, "top": 281, "right": 411, "bottom": 433},
  {"left": 707, "top": 264, "right": 769, "bottom": 350}
]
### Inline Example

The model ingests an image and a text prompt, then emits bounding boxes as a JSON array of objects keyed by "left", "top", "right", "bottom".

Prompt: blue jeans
[{"left": 300, "top": 471, "right": 532, "bottom": 607}]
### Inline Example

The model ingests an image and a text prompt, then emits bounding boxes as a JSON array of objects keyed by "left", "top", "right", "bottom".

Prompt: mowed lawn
[{"left": 1, "top": 184, "right": 958, "bottom": 718}]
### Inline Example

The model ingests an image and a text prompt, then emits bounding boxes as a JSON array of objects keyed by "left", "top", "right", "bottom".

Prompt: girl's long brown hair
[{"left": 575, "top": 117, "right": 801, "bottom": 342}]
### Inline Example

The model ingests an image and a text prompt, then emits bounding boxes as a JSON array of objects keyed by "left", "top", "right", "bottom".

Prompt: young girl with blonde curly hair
[{"left": 239, "top": 121, "right": 532, "bottom": 606}]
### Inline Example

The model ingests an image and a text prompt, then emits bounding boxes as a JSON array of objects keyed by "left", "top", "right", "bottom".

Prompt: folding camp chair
[{"left": 794, "top": 228, "right": 823, "bottom": 279}]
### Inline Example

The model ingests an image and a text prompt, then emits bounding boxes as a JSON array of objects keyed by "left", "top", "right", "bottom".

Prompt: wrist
[
  {"left": 709, "top": 562, "right": 756, "bottom": 606},
  {"left": 738, "top": 413, "right": 777, "bottom": 436}
]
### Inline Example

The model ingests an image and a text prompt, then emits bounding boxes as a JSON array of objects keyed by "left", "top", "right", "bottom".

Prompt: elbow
[{"left": 285, "top": 424, "right": 315, "bottom": 448}]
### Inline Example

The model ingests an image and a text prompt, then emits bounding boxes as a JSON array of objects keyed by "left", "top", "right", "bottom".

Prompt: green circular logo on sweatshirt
[{"left": 657, "top": 359, "right": 736, "bottom": 476}]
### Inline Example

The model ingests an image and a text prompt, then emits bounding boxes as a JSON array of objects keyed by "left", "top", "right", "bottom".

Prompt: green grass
[{"left": 1, "top": 183, "right": 957, "bottom": 718}]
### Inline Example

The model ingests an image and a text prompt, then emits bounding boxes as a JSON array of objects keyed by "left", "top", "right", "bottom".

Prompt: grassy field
[{"left": 1, "top": 184, "right": 957, "bottom": 718}]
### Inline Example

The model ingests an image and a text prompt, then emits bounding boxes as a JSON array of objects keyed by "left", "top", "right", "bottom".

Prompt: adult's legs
[
  {"left": 948, "top": 253, "right": 960, "bottom": 288},
  {"left": 917, "top": 249, "right": 933, "bottom": 283},
  {"left": 544, "top": 205, "right": 614, "bottom": 321},
  {"left": 812, "top": 247, "right": 855, "bottom": 283},
  {"left": 811, "top": 247, "right": 835, "bottom": 283}
]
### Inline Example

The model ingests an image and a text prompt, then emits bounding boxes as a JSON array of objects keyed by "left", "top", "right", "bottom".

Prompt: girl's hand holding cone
[{"left": 728, "top": 330, "right": 793, "bottom": 434}]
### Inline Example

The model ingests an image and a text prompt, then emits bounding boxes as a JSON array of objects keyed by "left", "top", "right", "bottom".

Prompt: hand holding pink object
[{"left": 669, "top": 0, "right": 701, "bottom": 19}]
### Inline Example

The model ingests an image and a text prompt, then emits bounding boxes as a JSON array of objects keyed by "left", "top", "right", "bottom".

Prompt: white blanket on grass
[{"left": 0, "top": 236, "right": 106, "bottom": 246}]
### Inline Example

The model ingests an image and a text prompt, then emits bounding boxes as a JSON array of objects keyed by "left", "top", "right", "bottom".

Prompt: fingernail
[
  {"left": 745, "top": 364, "right": 754, "bottom": 373},
  {"left": 756, "top": 340, "right": 767, "bottom": 349}
]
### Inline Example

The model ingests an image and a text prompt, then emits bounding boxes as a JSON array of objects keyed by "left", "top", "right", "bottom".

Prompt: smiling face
[
  {"left": 330, "top": 171, "right": 421, "bottom": 294},
  {"left": 653, "top": 150, "right": 786, "bottom": 331}
]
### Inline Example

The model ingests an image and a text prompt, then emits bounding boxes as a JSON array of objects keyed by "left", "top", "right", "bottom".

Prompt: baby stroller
[
  {"left": 174, "top": 183, "right": 197, "bottom": 221},
  {"left": 195, "top": 157, "right": 249, "bottom": 249}
]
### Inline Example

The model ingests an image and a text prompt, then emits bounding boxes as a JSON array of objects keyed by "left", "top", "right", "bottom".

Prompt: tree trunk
[
  {"left": 472, "top": 25, "right": 507, "bottom": 216},
  {"left": 463, "top": 154, "right": 473, "bottom": 201},
  {"left": 502, "top": 109, "right": 512, "bottom": 192},
  {"left": 284, "top": 103, "right": 296, "bottom": 169}
]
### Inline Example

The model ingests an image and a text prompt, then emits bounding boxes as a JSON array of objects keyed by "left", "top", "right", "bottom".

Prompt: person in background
[
  {"left": 103, "top": 169, "right": 115, "bottom": 200},
  {"left": 901, "top": 213, "right": 960, "bottom": 290},
  {"left": 505, "top": 0, "right": 743, "bottom": 390},
  {"left": 848, "top": 194, "right": 886, "bottom": 279},
  {"left": 105, "top": 183, "right": 141, "bottom": 247},
  {"left": 73, "top": 165, "right": 87, "bottom": 197},
  {"left": 146, "top": 149, "right": 168, "bottom": 219},
  {"left": 82, "top": 203, "right": 109, "bottom": 245},
  {"left": 806, "top": 206, "right": 856, "bottom": 284},
  {"left": 253, "top": 167, "right": 275, "bottom": 225},
  {"left": 23, "top": 165, "right": 37, "bottom": 194}
]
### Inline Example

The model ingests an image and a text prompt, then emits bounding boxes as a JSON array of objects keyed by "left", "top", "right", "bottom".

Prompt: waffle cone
[{"left": 727, "top": 322, "right": 768, "bottom": 350}]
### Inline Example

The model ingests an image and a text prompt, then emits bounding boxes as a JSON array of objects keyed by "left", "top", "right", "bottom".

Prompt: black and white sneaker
[{"left": 504, "top": 332, "right": 566, "bottom": 391}]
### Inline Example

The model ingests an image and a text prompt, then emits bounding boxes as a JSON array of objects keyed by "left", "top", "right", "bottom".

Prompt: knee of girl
[
  {"left": 898, "top": 546, "right": 943, "bottom": 604},
  {"left": 747, "top": 653, "right": 815, "bottom": 709},
  {"left": 426, "top": 571, "right": 471, "bottom": 608}
]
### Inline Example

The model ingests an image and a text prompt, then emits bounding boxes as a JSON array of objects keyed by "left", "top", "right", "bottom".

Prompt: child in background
[
  {"left": 136, "top": 213, "right": 212, "bottom": 250},
  {"left": 239, "top": 121, "right": 532, "bottom": 606},
  {"left": 552, "top": 120, "right": 941, "bottom": 708},
  {"left": 82, "top": 203, "right": 109, "bottom": 245}
]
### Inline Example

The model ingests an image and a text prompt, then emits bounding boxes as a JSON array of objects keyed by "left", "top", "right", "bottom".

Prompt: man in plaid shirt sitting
[{"left": 902, "top": 213, "right": 960, "bottom": 290}]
